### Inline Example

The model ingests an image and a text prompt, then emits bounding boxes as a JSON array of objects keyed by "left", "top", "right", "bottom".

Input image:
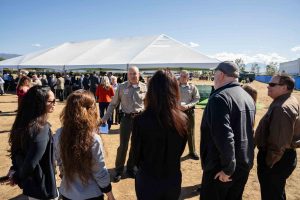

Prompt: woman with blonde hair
[
  {"left": 54, "top": 90, "right": 115, "bottom": 200},
  {"left": 95, "top": 76, "right": 114, "bottom": 129}
]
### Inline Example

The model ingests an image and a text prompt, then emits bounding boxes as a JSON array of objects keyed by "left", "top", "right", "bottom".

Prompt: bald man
[{"left": 102, "top": 66, "right": 147, "bottom": 182}]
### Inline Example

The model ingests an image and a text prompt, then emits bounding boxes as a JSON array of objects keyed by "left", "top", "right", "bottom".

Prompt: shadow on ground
[
  {"left": 108, "top": 167, "right": 137, "bottom": 183},
  {"left": 180, "top": 184, "right": 200, "bottom": 199},
  {"left": 0, "top": 130, "right": 10, "bottom": 134},
  {"left": 0, "top": 111, "right": 17, "bottom": 116},
  {"left": 9, "top": 194, "right": 27, "bottom": 200},
  {"left": 107, "top": 129, "right": 120, "bottom": 135},
  {"left": 180, "top": 154, "right": 191, "bottom": 162},
  {"left": 0, "top": 101, "right": 18, "bottom": 104}
]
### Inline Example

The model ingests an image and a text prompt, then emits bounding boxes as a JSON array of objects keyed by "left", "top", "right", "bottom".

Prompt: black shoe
[
  {"left": 126, "top": 170, "right": 137, "bottom": 178},
  {"left": 113, "top": 173, "right": 122, "bottom": 182},
  {"left": 189, "top": 153, "right": 200, "bottom": 160}
]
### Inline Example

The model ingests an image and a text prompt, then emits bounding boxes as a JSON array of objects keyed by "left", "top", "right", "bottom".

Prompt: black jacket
[
  {"left": 200, "top": 82, "right": 255, "bottom": 175},
  {"left": 11, "top": 123, "right": 58, "bottom": 199},
  {"left": 131, "top": 110, "right": 187, "bottom": 178}
]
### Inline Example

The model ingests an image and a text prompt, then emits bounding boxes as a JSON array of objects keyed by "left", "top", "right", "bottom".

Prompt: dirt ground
[{"left": 0, "top": 80, "right": 300, "bottom": 200}]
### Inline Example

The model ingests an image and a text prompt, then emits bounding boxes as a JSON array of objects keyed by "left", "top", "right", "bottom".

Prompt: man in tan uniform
[
  {"left": 179, "top": 70, "right": 200, "bottom": 160},
  {"left": 102, "top": 66, "right": 147, "bottom": 182}
]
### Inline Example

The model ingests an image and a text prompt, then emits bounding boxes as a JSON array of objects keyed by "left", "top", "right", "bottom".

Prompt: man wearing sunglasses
[{"left": 255, "top": 74, "right": 300, "bottom": 200}]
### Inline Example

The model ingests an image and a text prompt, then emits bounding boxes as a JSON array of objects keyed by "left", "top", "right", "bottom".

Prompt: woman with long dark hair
[
  {"left": 131, "top": 70, "right": 188, "bottom": 200},
  {"left": 8, "top": 85, "right": 58, "bottom": 199},
  {"left": 54, "top": 90, "right": 115, "bottom": 200}
]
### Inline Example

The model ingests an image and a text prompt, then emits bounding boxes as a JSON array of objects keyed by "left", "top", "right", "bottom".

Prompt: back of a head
[
  {"left": 101, "top": 76, "right": 111, "bottom": 88},
  {"left": 61, "top": 89, "right": 98, "bottom": 132},
  {"left": 215, "top": 61, "right": 239, "bottom": 78},
  {"left": 145, "top": 70, "right": 187, "bottom": 136},
  {"left": 111, "top": 75, "right": 117, "bottom": 82},
  {"left": 146, "top": 70, "right": 178, "bottom": 111},
  {"left": 242, "top": 85, "right": 258, "bottom": 103},
  {"left": 60, "top": 89, "right": 99, "bottom": 186}
]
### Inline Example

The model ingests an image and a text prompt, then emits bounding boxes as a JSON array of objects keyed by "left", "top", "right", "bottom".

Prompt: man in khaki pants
[
  {"left": 179, "top": 70, "right": 200, "bottom": 160},
  {"left": 102, "top": 66, "right": 147, "bottom": 182}
]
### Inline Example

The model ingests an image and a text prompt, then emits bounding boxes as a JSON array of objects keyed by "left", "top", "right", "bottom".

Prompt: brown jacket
[{"left": 255, "top": 93, "right": 300, "bottom": 167}]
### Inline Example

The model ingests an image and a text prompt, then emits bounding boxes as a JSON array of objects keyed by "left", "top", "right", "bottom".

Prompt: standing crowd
[{"left": 2, "top": 62, "right": 300, "bottom": 200}]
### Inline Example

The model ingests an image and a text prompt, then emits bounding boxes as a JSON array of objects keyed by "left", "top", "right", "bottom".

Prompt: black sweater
[
  {"left": 200, "top": 82, "right": 256, "bottom": 175},
  {"left": 12, "top": 123, "right": 58, "bottom": 199},
  {"left": 131, "top": 110, "right": 187, "bottom": 178}
]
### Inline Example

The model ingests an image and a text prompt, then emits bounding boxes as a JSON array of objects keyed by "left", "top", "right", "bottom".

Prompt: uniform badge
[{"left": 124, "top": 89, "right": 129, "bottom": 95}]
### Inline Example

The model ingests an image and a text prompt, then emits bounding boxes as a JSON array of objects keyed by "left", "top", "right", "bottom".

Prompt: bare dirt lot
[{"left": 1, "top": 80, "right": 300, "bottom": 200}]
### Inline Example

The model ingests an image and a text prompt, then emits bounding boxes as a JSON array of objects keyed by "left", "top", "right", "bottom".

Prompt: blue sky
[{"left": 1, "top": 0, "right": 300, "bottom": 64}]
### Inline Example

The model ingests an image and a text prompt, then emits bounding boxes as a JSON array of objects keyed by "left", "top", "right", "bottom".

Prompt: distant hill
[{"left": 0, "top": 53, "right": 21, "bottom": 60}]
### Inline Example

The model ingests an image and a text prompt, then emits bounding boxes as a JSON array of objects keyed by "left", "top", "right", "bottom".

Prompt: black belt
[{"left": 124, "top": 112, "right": 141, "bottom": 118}]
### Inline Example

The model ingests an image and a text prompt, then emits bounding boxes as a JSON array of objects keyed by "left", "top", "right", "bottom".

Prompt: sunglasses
[
  {"left": 47, "top": 99, "right": 56, "bottom": 104},
  {"left": 268, "top": 83, "right": 284, "bottom": 87}
]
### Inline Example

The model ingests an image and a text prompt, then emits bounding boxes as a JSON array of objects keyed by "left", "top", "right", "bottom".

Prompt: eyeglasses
[
  {"left": 47, "top": 99, "right": 56, "bottom": 104},
  {"left": 268, "top": 83, "right": 284, "bottom": 87}
]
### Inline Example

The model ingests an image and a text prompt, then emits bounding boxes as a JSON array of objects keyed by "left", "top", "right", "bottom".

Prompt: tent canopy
[{"left": 0, "top": 34, "right": 220, "bottom": 71}]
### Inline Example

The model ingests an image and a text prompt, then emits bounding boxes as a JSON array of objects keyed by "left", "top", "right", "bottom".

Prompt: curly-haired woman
[{"left": 54, "top": 90, "right": 115, "bottom": 200}]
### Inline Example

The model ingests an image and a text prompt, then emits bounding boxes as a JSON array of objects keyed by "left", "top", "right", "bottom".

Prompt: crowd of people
[
  {"left": 0, "top": 71, "right": 130, "bottom": 100},
  {"left": 1, "top": 62, "right": 299, "bottom": 200}
]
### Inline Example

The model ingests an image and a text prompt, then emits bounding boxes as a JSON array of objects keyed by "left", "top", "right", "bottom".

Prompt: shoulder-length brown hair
[
  {"left": 16, "top": 76, "right": 31, "bottom": 90},
  {"left": 242, "top": 85, "right": 257, "bottom": 103},
  {"left": 59, "top": 89, "right": 99, "bottom": 186},
  {"left": 145, "top": 70, "right": 188, "bottom": 136}
]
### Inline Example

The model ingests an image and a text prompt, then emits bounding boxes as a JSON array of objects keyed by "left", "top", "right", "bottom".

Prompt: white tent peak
[{"left": 0, "top": 34, "right": 220, "bottom": 70}]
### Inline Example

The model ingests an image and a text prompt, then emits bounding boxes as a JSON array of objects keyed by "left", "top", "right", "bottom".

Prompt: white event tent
[{"left": 0, "top": 34, "right": 220, "bottom": 71}]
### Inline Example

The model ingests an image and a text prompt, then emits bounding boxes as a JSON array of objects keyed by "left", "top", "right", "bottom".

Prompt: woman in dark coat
[
  {"left": 131, "top": 70, "right": 188, "bottom": 200},
  {"left": 7, "top": 85, "right": 58, "bottom": 200}
]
